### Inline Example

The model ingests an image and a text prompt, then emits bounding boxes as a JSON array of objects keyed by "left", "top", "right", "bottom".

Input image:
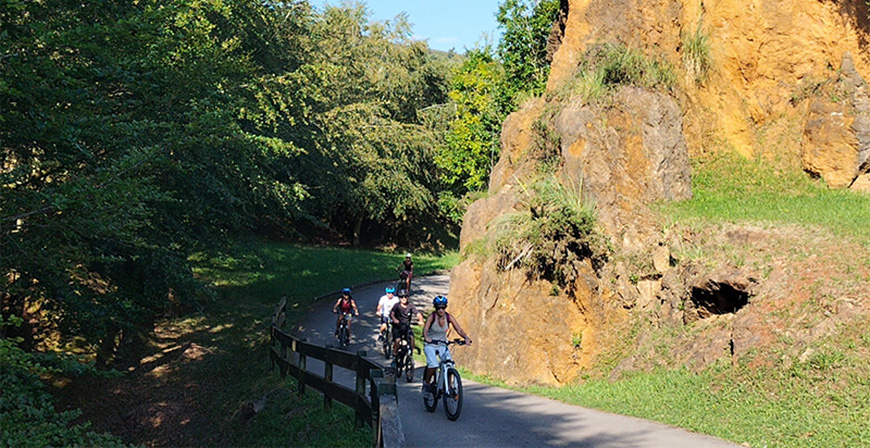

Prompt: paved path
[{"left": 294, "top": 275, "right": 742, "bottom": 448}]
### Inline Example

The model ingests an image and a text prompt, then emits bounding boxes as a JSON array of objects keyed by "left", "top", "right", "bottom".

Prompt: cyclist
[
  {"left": 396, "top": 253, "right": 414, "bottom": 292},
  {"left": 390, "top": 289, "right": 424, "bottom": 363},
  {"left": 376, "top": 287, "right": 400, "bottom": 341},
  {"left": 422, "top": 295, "right": 472, "bottom": 395},
  {"left": 332, "top": 287, "right": 359, "bottom": 340}
]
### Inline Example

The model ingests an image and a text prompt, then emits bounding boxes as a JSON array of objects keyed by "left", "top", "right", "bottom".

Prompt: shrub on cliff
[
  {"left": 493, "top": 176, "right": 609, "bottom": 290},
  {"left": 554, "top": 43, "right": 676, "bottom": 102}
]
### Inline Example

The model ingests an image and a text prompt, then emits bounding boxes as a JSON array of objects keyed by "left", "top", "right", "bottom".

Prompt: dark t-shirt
[{"left": 390, "top": 302, "right": 418, "bottom": 325}]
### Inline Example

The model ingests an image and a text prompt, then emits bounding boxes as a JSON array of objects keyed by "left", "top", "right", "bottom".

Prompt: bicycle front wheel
[
  {"left": 443, "top": 367, "right": 463, "bottom": 421},
  {"left": 404, "top": 350, "right": 414, "bottom": 382},
  {"left": 423, "top": 384, "right": 437, "bottom": 412},
  {"left": 339, "top": 326, "right": 349, "bottom": 347}
]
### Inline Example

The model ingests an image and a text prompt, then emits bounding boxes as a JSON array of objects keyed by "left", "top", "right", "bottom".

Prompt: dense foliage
[
  {"left": 497, "top": 0, "right": 561, "bottom": 99},
  {"left": 1, "top": 0, "right": 560, "bottom": 443}
]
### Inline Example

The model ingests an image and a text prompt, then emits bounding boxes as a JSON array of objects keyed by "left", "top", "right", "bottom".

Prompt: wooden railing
[{"left": 270, "top": 297, "right": 404, "bottom": 447}]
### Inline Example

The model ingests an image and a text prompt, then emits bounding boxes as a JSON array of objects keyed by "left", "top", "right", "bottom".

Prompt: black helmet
[{"left": 397, "top": 289, "right": 409, "bottom": 298}]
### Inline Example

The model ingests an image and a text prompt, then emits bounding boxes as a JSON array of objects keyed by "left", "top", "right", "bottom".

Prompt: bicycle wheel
[
  {"left": 383, "top": 337, "right": 391, "bottom": 359},
  {"left": 404, "top": 350, "right": 414, "bottom": 382},
  {"left": 443, "top": 367, "right": 463, "bottom": 421},
  {"left": 339, "top": 325, "right": 349, "bottom": 347},
  {"left": 423, "top": 382, "right": 437, "bottom": 412},
  {"left": 394, "top": 347, "right": 404, "bottom": 376}
]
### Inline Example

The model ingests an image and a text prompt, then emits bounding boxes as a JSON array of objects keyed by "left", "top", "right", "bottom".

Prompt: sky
[{"left": 309, "top": 0, "right": 503, "bottom": 53}]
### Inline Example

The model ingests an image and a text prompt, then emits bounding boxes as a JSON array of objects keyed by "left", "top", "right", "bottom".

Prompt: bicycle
[
  {"left": 335, "top": 311, "right": 351, "bottom": 347},
  {"left": 422, "top": 338, "right": 465, "bottom": 421},
  {"left": 393, "top": 324, "right": 417, "bottom": 383},
  {"left": 379, "top": 319, "right": 393, "bottom": 359},
  {"left": 398, "top": 270, "right": 412, "bottom": 294}
]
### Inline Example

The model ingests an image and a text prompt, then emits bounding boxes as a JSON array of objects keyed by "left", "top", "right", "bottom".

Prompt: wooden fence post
[
  {"left": 297, "top": 338, "right": 307, "bottom": 396},
  {"left": 354, "top": 350, "right": 367, "bottom": 429},
  {"left": 370, "top": 369, "right": 383, "bottom": 447},
  {"left": 324, "top": 344, "right": 334, "bottom": 410}
]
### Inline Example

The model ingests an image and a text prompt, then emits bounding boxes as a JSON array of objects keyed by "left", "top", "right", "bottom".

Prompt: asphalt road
[{"left": 294, "top": 275, "right": 742, "bottom": 448}]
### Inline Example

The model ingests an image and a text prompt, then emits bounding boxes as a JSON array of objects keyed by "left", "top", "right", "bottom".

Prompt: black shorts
[{"left": 392, "top": 324, "right": 411, "bottom": 342}]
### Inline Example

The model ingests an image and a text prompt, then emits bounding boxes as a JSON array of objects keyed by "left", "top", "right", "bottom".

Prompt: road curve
[{"left": 293, "top": 274, "right": 742, "bottom": 448}]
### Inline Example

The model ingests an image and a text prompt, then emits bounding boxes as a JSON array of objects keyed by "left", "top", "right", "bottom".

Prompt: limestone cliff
[{"left": 448, "top": 0, "right": 870, "bottom": 385}]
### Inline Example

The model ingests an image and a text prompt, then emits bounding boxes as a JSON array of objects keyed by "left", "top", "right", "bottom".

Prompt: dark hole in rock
[{"left": 690, "top": 281, "right": 749, "bottom": 317}]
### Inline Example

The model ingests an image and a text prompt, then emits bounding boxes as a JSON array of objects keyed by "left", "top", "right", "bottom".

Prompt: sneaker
[
  {"left": 377, "top": 333, "right": 384, "bottom": 342},
  {"left": 421, "top": 383, "right": 432, "bottom": 396}
]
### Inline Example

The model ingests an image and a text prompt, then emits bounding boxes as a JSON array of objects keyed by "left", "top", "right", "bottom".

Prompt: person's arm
[
  {"left": 422, "top": 313, "right": 434, "bottom": 343},
  {"left": 352, "top": 299, "right": 359, "bottom": 315},
  {"left": 390, "top": 307, "right": 399, "bottom": 324},
  {"left": 416, "top": 312, "right": 424, "bottom": 327},
  {"left": 448, "top": 314, "right": 472, "bottom": 344},
  {"left": 332, "top": 299, "right": 339, "bottom": 313},
  {"left": 376, "top": 300, "right": 383, "bottom": 317}
]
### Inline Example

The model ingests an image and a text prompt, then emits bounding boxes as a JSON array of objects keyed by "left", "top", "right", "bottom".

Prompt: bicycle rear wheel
[{"left": 443, "top": 367, "right": 462, "bottom": 421}]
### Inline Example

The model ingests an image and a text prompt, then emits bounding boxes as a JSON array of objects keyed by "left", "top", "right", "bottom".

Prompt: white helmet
[{"left": 405, "top": 253, "right": 411, "bottom": 258}]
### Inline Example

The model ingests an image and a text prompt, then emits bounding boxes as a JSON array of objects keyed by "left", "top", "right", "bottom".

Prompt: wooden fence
[{"left": 270, "top": 297, "right": 404, "bottom": 447}]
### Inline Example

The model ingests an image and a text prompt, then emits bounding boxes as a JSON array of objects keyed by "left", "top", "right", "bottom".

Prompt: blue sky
[{"left": 310, "top": 1, "right": 503, "bottom": 53}]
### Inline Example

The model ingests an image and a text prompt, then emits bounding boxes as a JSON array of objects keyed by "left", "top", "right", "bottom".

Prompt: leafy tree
[
  {"left": 436, "top": 47, "right": 511, "bottom": 222},
  {"left": 0, "top": 0, "right": 308, "bottom": 360},
  {"left": 496, "top": 0, "right": 561, "bottom": 99},
  {"left": 287, "top": 2, "right": 454, "bottom": 245}
]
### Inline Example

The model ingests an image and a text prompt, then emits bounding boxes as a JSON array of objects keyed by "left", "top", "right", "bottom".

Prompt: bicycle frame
[{"left": 434, "top": 348, "right": 455, "bottom": 396}]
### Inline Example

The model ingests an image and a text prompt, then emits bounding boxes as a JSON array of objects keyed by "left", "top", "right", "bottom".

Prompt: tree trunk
[{"left": 352, "top": 216, "right": 363, "bottom": 246}]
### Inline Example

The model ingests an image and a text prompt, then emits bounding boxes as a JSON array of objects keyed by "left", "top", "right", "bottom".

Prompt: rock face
[
  {"left": 549, "top": 0, "right": 870, "bottom": 187},
  {"left": 451, "top": 88, "right": 692, "bottom": 385},
  {"left": 450, "top": 0, "right": 870, "bottom": 385}
]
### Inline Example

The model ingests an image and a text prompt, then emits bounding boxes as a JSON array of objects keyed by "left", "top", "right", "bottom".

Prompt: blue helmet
[
  {"left": 385, "top": 287, "right": 395, "bottom": 294},
  {"left": 433, "top": 295, "right": 447, "bottom": 308},
  {"left": 342, "top": 287, "right": 352, "bottom": 295}
]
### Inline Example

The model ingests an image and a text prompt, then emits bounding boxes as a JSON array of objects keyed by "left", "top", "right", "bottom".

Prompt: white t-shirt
[{"left": 377, "top": 294, "right": 400, "bottom": 318}]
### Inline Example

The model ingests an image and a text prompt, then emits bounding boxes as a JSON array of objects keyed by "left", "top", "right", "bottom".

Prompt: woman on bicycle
[
  {"left": 332, "top": 287, "right": 359, "bottom": 340},
  {"left": 422, "top": 295, "right": 472, "bottom": 394}
]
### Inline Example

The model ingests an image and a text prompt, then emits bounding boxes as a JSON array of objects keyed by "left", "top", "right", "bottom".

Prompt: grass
[
  {"left": 682, "top": 20, "right": 711, "bottom": 85},
  {"left": 658, "top": 151, "right": 870, "bottom": 241},
  {"left": 552, "top": 42, "right": 676, "bottom": 103},
  {"left": 191, "top": 240, "right": 459, "bottom": 306}
]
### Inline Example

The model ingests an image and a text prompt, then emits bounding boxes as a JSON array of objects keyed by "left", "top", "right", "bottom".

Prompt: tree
[
  {"left": 0, "top": 0, "right": 309, "bottom": 360},
  {"left": 436, "top": 48, "right": 511, "bottom": 222},
  {"left": 496, "top": 0, "right": 561, "bottom": 99}
]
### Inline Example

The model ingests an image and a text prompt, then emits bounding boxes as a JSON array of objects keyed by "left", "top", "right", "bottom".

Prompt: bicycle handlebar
[{"left": 428, "top": 338, "right": 466, "bottom": 346}]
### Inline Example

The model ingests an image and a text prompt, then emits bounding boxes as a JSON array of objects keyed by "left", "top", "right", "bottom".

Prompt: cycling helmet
[
  {"left": 341, "top": 287, "right": 352, "bottom": 295},
  {"left": 433, "top": 295, "right": 448, "bottom": 308},
  {"left": 405, "top": 253, "right": 411, "bottom": 258},
  {"left": 385, "top": 287, "right": 395, "bottom": 294},
  {"left": 397, "top": 289, "right": 409, "bottom": 298}
]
